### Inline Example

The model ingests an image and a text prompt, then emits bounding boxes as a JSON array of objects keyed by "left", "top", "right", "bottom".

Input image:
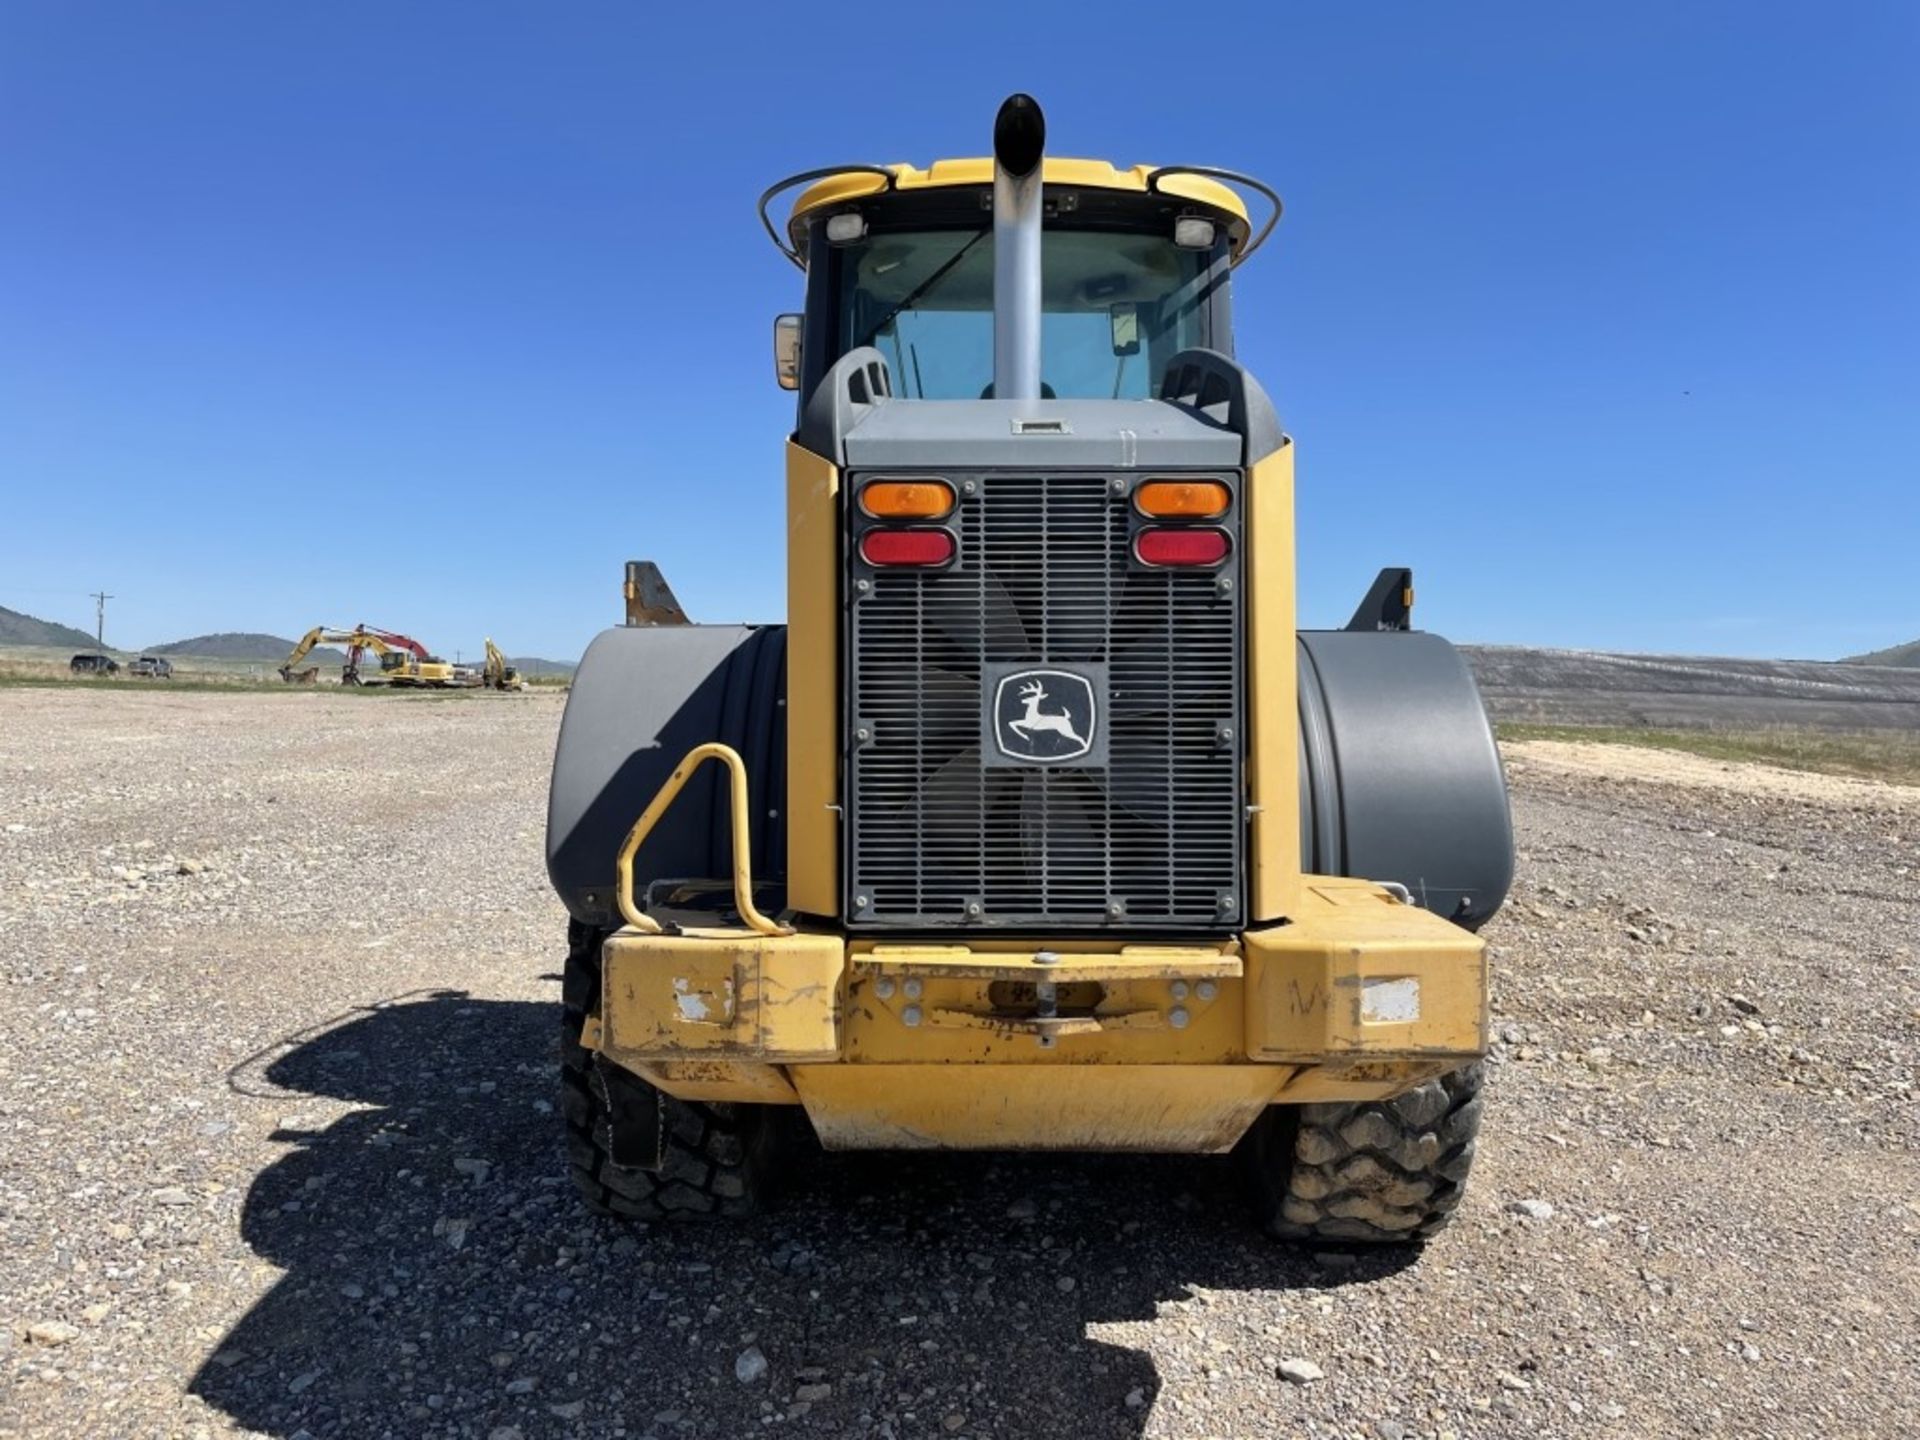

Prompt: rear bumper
[{"left": 588, "top": 877, "right": 1487, "bottom": 1154}]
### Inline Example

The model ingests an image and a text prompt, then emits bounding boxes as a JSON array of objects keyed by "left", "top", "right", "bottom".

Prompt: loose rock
[{"left": 735, "top": 1346, "right": 769, "bottom": 1384}]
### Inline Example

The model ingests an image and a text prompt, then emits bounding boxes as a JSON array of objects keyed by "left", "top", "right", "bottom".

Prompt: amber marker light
[
  {"left": 1135, "top": 479, "right": 1230, "bottom": 519},
  {"left": 860, "top": 529, "right": 957, "bottom": 567},
  {"left": 1135, "top": 526, "right": 1230, "bottom": 568},
  {"left": 860, "top": 479, "right": 956, "bottom": 520}
]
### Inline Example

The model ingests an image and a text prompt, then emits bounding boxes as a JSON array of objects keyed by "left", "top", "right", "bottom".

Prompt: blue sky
[{"left": 1, "top": 2, "right": 1914, "bottom": 660}]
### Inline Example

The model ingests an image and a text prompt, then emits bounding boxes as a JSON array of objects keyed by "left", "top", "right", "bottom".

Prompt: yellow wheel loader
[{"left": 546, "top": 96, "right": 1512, "bottom": 1243}]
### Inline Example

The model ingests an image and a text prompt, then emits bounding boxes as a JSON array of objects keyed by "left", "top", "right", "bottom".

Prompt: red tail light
[
  {"left": 860, "top": 528, "right": 957, "bottom": 567},
  {"left": 1134, "top": 526, "right": 1230, "bottom": 568}
]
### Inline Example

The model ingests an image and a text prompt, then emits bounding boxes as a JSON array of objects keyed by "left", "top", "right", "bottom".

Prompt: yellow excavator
[
  {"left": 278, "top": 626, "right": 456, "bottom": 687},
  {"left": 483, "top": 638, "right": 524, "bottom": 691}
]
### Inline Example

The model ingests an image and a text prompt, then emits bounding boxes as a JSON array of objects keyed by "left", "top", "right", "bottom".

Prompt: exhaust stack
[{"left": 991, "top": 93, "right": 1045, "bottom": 402}]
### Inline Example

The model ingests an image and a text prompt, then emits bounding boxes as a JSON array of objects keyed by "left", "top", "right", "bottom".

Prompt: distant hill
[
  {"left": 506, "top": 655, "right": 577, "bottom": 678},
  {"left": 0, "top": 604, "right": 99, "bottom": 649},
  {"left": 1464, "top": 645, "right": 1920, "bottom": 731},
  {"left": 147, "top": 632, "right": 346, "bottom": 664},
  {"left": 1844, "top": 639, "right": 1920, "bottom": 669}
]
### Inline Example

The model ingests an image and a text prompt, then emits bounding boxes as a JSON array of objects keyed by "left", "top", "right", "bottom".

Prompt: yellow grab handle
[{"left": 613, "top": 742, "right": 793, "bottom": 937}]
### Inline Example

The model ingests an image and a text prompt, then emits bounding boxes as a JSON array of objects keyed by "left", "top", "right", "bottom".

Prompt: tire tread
[{"left": 1243, "top": 1064, "right": 1484, "bottom": 1244}]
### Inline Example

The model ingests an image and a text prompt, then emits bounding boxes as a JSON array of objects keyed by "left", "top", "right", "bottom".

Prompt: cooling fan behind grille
[
  {"left": 849, "top": 469, "right": 1242, "bottom": 928},
  {"left": 882, "top": 562, "right": 1187, "bottom": 891}
]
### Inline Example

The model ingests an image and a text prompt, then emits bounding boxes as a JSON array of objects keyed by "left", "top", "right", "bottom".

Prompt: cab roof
[{"left": 788, "top": 157, "right": 1258, "bottom": 256}]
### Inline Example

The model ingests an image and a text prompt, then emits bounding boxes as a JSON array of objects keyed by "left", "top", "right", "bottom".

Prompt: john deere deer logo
[
  {"left": 991, "top": 668, "right": 1098, "bottom": 763},
  {"left": 1009, "top": 680, "right": 1086, "bottom": 746}
]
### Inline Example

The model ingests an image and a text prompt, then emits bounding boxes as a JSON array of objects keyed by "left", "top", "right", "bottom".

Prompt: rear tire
[
  {"left": 560, "top": 920, "right": 799, "bottom": 1219},
  {"left": 1240, "top": 1064, "right": 1483, "bottom": 1244}
]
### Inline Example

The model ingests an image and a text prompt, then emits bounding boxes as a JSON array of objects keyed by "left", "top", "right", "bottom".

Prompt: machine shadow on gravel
[{"left": 194, "top": 993, "right": 1415, "bottom": 1439}]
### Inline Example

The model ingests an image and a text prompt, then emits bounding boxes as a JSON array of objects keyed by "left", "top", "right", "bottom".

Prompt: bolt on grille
[{"left": 846, "top": 471, "right": 1242, "bottom": 930}]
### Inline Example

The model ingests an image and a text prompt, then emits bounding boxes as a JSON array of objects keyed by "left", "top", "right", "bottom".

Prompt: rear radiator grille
[{"left": 846, "top": 471, "right": 1242, "bottom": 930}]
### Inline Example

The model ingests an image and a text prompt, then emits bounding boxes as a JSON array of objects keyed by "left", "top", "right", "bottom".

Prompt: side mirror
[
  {"left": 774, "top": 313, "right": 803, "bottom": 391},
  {"left": 1109, "top": 302, "right": 1141, "bottom": 358}
]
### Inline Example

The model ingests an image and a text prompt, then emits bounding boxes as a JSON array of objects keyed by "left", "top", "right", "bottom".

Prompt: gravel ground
[{"left": 2, "top": 689, "right": 1915, "bottom": 1440}]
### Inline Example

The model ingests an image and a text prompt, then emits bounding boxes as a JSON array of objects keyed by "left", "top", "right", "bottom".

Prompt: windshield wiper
[{"left": 855, "top": 228, "right": 989, "bottom": 353}]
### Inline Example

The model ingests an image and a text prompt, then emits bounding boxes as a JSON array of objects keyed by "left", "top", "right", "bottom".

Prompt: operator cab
[{"left": 765, "top": 160, "right": 1276, "bottom": 407}]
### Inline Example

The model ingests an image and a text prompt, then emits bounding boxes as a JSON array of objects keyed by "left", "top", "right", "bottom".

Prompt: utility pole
[{"left": 91, "top": 590, "right": 113, "bottom": 649}]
